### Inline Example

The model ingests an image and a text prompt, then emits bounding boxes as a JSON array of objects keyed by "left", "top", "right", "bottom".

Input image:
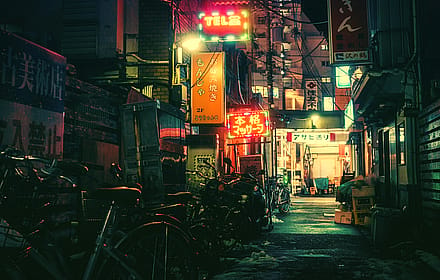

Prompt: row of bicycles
[{"left": 0, "top": 146, "right": 292, "bottom": 279}]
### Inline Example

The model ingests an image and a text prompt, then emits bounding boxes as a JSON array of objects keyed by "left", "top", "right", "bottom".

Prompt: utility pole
[{"left": 267, "top": 10, "right": 274, "bottom": 106}]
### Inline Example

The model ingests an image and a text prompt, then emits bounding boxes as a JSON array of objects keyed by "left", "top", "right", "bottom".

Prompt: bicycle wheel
[
  {"left": 96, "top": 221, "right": 196, "bottom": 280},
  {"left": 278, "top": 188, "right": 291, "bottom": 214}
]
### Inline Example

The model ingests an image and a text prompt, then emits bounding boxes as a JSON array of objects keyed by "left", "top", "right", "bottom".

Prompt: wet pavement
[{"left": 209, "top": 196, "right": 440, "bottom": 280}]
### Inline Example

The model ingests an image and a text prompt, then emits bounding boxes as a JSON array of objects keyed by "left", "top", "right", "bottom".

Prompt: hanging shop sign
[
  {"left": 286, "top": 132, "right": 336, "bottom": 143},
  {"left": 328, "top": 0, "right": 370, "bottom": 64},
  {"left": 305, "top": 80, "right": 318, "bottom": 110},
  {"left": 226, "top": 110, "right": 270, "bottom": 139},
  {"left": 191, "top": 52, "right": 225, "bottom": 125},
  {"left": 198, "top": 9, "right": 250, "bottom": 42}
]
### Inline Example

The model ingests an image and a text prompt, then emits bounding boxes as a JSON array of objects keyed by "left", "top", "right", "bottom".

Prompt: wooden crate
[
  {"left": 352, "top": 196, "right": 375, "bottom": 211},
  {"left": 352, "top": 186, "right": 375, "bottom": 197},
  {"left": 353, "top": 210, "right": 371, "bottom": 225}
]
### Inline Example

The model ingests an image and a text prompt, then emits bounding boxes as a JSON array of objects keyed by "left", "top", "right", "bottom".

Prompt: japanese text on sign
[
  {"left": 191, "top": 52, "right": 225, "bottom": 125},
  {"left": 0, "top": 31, "right": 66, "bottom": 113},
  {"left": 198, "top": 9, "right": 250, "bottom": 41},
  {"left": 329, "top": 0, "right": 369, "bottom": 64},
  {"left": 286, "top": 132, "right": 335, "bottom": 143},
  {"left": 0, "top": 101, "right": 63, "bottom": 158},
  {"left": 305, "top": 80, "right": 318, "bottom": 110},
  {"left": 227, "top": 110, "right": 270, "bottom": 139}
]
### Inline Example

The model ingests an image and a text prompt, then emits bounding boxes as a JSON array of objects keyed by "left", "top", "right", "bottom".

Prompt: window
[
  {"left": 257, "top": 16, "right": 266, "bottom": 25},
  {"left": 398, "top": 122, "right": 406, "bottom": 165},
  {"left": 321, "top": 77, "right": 331, "bottom": 83},
  {"left": 321, "top": 44, "right": 328, "bottom": 50},
  {"left": 321, "top": 61, "right": 330, "bottom": 67}
]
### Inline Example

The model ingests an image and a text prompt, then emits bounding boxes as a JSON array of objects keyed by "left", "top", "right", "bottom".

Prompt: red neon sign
[
  {"left": 227, "top": 111, "right": 270, "bottom": 138},
  {"left": 198, "top": 9, "right": 250, "bottom": 41}
]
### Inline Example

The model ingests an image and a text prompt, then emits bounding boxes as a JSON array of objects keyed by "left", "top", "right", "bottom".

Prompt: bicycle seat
[
  {"left": 56, "top": 160, "right": 89, "bottom": 177},
  {"left": 90, "top": 186, "right": 141, "bottom": 205},
  {"left": 166, "top": 191, "right": 194, "bottom": 203}
]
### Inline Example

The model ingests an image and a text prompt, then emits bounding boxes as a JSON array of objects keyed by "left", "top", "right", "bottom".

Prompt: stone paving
[{"left": 210, "top": 196, "right": 440, "bottom": 280}]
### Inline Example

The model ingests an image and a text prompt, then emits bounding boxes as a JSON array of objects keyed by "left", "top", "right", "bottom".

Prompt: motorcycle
[{"left": 222, "top": 158, "right": 269, "bottom": 239}]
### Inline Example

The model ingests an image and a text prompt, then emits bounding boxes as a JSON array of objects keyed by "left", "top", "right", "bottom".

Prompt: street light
[
  {"left": 181, "top": 34, "right": 202, "bottom": 52},
  {"left": 311, "top": 114, "right": 319, "bottom": 129}
]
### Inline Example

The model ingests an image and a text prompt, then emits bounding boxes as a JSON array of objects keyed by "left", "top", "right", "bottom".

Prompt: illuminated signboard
[
  {"left": 336, "top": 66, "right": 351, "bottom": 88},
  {"left": 226, "top": 110, "right": 270, "bottom": 138},
  {"left": 286, "top": 132, "right": 336, "bottom": 143},
  {"left": 328, "top": 0, "right": 369, "bottom": 64},
  {"left": 305, "top": 80, "right": 318, "bottom": 110},
  {"left": 191, "top": 52, "right": 225, "bottom": 125},
  {"left": 198, "top": 9, "right": 250, "bottom": 42},
  {"left": 344, "top": 99, "right": 354, "bottom": 129}
]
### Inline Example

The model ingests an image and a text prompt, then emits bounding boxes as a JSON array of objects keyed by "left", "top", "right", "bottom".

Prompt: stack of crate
[{"left": 351, "top": 186, "right": 375, "bottom": 225}]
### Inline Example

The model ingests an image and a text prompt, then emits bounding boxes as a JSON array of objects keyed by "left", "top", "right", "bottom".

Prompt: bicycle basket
[{"left": 0, "top": 218, "right": 28, "bottom": 248}]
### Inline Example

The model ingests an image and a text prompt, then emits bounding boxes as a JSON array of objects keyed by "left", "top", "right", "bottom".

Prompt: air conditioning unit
[
  {"left": 431, "top": 80, "right": 440, "bottom": 98},
  {"left": 171, "top": 85, "right": 187, "bottom": 108}
]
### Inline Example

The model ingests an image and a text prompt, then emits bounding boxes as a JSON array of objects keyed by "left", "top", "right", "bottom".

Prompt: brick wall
[{"left": 138, "top": 0, "right": 172, "bottom": 103}]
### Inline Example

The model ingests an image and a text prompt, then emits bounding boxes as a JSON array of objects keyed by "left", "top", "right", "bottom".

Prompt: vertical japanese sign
[
  {"left": 305, "top": 80, "right": 318, "bottom": 110},
  {"left": 191, "top": 52, "right": 225, "bottom": 125},
  {"left": 0, "top": 31, "right": 65, "bottom": 158},
  {"left": 226, "top": 110, "right": 270, "bottom": 139},
  {"left": 328, "top": 0, "right": 369, "bottom": 64}
]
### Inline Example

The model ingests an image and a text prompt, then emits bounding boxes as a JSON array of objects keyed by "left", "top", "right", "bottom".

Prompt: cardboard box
[{"left": 334, "top": 209, "right": 353, "bottom": 224}]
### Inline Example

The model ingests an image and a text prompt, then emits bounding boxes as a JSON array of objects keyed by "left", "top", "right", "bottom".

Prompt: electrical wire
[{"left": 254, "top": 0, "right": 328, "bottom": 25}]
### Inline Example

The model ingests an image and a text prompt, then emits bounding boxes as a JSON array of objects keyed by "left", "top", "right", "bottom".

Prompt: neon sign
[
  {"left": 198, "top": 9, "right": 250, "bottom": 42},
  {"left": 226, "top": 111, "right": 270, "bottom": 139}
]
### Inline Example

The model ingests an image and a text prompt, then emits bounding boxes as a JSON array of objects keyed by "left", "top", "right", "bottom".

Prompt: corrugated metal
[
  {"left": 418, "top": 99, "right": 440, "bottom": 228},
  {"left": 62, "top": 0, "right": 98, "bottom": 58},
  {"left": 369, "top": 0, "right": 412, "bottom": 69}
]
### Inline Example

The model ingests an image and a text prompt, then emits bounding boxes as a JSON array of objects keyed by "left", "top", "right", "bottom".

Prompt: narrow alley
[{"left": 211, "top": 196, "right": 440, "bottom": 280}]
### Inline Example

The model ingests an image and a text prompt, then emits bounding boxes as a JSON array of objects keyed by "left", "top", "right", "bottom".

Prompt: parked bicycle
[
  {"left": 267, "top": 176, "right": 291, "bottom": 215},
  {"left": 0, "top": 146, "right": 197, "bottom": 280}
]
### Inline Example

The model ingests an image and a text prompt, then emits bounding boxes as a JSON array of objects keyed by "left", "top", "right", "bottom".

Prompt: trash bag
[{"left": 336, "top": 177, "right": 367, "bottom": 204}]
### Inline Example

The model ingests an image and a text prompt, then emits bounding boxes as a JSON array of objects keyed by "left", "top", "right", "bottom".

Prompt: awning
[
  {"left": 352, "top": 71, "right": 405, "bottom": 126},
  {"left": 301, "top": 0, "right": 329, "bottom": 39}
]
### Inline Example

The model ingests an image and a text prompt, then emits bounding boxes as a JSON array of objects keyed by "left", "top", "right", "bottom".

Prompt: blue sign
[{"left": 0, "top": 30, "right": 66, "bottom": 113}]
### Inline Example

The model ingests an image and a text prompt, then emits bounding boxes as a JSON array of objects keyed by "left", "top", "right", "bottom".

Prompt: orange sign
[
  {"left": 191, "top": 52, "right": 225, "bottom": 125},
  {"left": 226, "top": 110, "right": 270, "bottom": 138}
]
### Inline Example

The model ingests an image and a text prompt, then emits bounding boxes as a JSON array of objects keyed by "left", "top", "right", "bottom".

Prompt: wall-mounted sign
[
  {"left": 191, "top": 52, "right": 225, "bottom": 125},
  {"left": 198, "top": 9, "right": 250, "bottom": 42},
  {"left": 286, "top": 132, "right": 336, "bottom": 143},
  {"left": 0, "top": 100, "right": 63, "bottom": 158},
  {"left": 226, "top": 110, "right": 270, "bottom": 138},
  {"left": 328, "top": 0, "right": 369, "bottom": 64},
  {"left": 0, "top": 30, "right": 66, "bottom": 113}
]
